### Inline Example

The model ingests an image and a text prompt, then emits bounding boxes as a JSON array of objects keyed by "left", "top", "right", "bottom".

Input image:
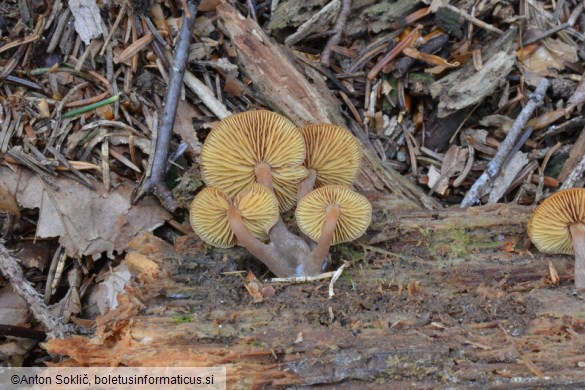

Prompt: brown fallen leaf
[
  {"left": 86, "top": 262, "right": 132, "bottom": 316},
  {"left": 243, "top": 271, "right": 265, "bottom": 303},
  {"left": 548, "top": 259, "right": 560, "bottom": 285},
  {"left": 0, "top": 166, "right": 170, "bottom": 259},
  {"left": 0, "top": 286, "right": 29, "bottom": 326}
]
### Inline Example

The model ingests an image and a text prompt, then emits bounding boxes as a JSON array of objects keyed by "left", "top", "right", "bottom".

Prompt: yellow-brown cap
[
  {"left": 200, "top": 110, "right": 307, "bottom": 211},
  {"left": 298, "top": 124, "right": 361, "bottom": 187},
  {"left": 189, "top": 184, "right": 279, "bottom": 248},
  {"left": 296, "top": 185, "right": 372, "bottom": 245},
  {"left": 527, "top": 188, "right": 585, "bottom": 255}
]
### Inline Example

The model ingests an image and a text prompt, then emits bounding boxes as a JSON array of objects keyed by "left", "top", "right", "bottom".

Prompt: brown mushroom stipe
[
  {"left": 527, "top": 188, "right": 585, "bottom": 288},
  {"left": 190, "top": 184, "right": 297, "bottom": 277},
  {"left": 296, "top": 185, "right": 372, "bottom": 270},
  {"left": 297, "top": 124, "right": 362, "bottom": 199},
  {"left": 200, "top": 110, "right": 307, "bottom": 211}
]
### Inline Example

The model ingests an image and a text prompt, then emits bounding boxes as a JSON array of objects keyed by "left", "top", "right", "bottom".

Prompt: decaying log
[
  {"left": 216, "top": 3, "right": 441, "bottom": 210},
  {"left": 44, "top": 204, "right": 585, "bottom": 387}
]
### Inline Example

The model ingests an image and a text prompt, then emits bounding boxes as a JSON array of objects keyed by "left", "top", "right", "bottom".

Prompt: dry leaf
[
  {"left": 87, "top": 262, "right": 132, "bottom": 315},
  {"left": 0, "top": 185, "right": 20, "bottom": 219},
  {"left": 198, "top": 0, "right": 221, "bottom": 12},
  {"left": 427, "top": 145, "right": 467, "bottom": 195},
  {"left": 0, "top": 167, "right": 170, "bottom": 259},
  {"left": 223, "top": 76, "right": 244, "bottom": 97},
  {"left": 427, "top": 166, "right": 448, "bottom": 195},
  {"left": 403, "top": 47, "right": 459, "bottom": 68},
  {"left": 0, "top": 286, "right": 29, "bottom": 326},
  {"left": 38, "top": 98, "right": 50, "bottom": 118},
  {"left": 173, "top": 100, "right": 202, "bottom": 160},
  {"left": 68, "top": 0, "right": 105, "bottom": 44},
  {"left": 0, "top": 338, "right": 37, "bottom": 366},
  {"left": 501, "top": 242, "right": 515, "bottom": 252},
  {"left": 15, "top": 241, "right": 53, "bottom": 271},
  {"left": 548, "top": 259, "right": 560, "bottom": 285},
  {"left": 51, "top": 287, "right": 81, "bottom": 322},
  {"left": 243, "top": 272, "right": 265, "bottom": 303}
]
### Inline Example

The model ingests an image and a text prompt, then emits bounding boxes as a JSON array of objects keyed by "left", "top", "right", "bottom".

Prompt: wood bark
[
  {"left": 216, "top": 2, "right": 441, "bottom": 210},
  {"left": 44, "top": 204, "right": 585, "bottom": 388}
]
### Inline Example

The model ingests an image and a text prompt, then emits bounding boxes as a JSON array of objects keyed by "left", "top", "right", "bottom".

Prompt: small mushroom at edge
[
  {"left": 527, "top": 188, "right": 585, "bottom": 288},
  {"left": 296, "top": 185, "right": 372, "bottom": 273},
  {"left": 297, "top": 124, "right": 362, "bottom": 200}
]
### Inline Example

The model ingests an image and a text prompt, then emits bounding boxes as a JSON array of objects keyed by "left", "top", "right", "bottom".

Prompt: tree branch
[
  {"left": 320, "top": 0, "right": 351, "bottom": 67},
  {"left": 460, "top": 77, "right": 550, "bottom": 207},
  {"left": 131, "top": 0, "right": 200, "bottom": 211}
]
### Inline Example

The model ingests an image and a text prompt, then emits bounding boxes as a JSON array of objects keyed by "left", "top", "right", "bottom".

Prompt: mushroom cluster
[
  {"left": 189, "top": 110, "right": 371, "bottom": 277},
  {"left": 528, "top": 188, "right": 585, "bottom": 288}
]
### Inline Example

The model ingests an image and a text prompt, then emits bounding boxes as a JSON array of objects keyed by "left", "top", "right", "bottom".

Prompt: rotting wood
[
  {"left": 461, "top": 78, "right": 550, "bottom": 207},
  {"left": 217, "top": 2, "right": 441, "bottom": 210},
  {"left": 43, "top": 204, "right": 585, "bottom": 387}
]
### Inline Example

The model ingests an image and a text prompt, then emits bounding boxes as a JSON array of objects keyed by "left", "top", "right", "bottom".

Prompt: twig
[
  {"left": 460, "top": 77, "right": 550, "bottom": 207},
  {"left": 266, "top": 271, "right": 338, "bottom": 283},
  {"left": 131, "top": 0, "right": 200, "bottom": 211},
  {"left": 560, "top": 154, "right": 585, "bottom": 190},
  {"left": 443, "top": 4, "right": 504, "bottom": 35},
  {"left": 392, "top": 34, "right": 449, "bottom": 78},
  {"left": 367, "top": 25, "right": 422, "bottom": 80},
  {"left": 285, "top": 0, "right": 341, "bottom": 47},
  {"left": 183, "top": 71, "right": 231, "bottom": 119},
  {"left": 0, "top": 324, "right": 47, "bottom": 341},
  {"left": 535, "top": 142, "right": 562, "bottom": 202},
  {"left": 522, "top": 2, "right": 583, "bottom": 46},
  {"left": 247, "top": 0, "right": 257, "bottom": 22},
  {"left": 0, "top": 243, "right": 73, "bottom": 339},
  {"left": 328, "top": 261, "right": 348, "bottom": 299},
  {"left": 320, "top": 0, "right": 351, "bottom": 67}
]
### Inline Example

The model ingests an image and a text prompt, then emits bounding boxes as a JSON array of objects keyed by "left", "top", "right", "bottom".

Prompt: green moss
[
  {"left": 342, "top": 271, "right": 357, "bottom": 291},
  {"left": 171, "top": 313, "right": 193, "bottom": 324},
  {"left": 428, "top": 225, "right": 471, "bottom": 262},
  {"left": 334, "top": 243, "right": 364, "bottom": 264}
]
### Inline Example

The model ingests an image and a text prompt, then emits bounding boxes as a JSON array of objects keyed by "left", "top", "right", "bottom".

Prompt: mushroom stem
[
  {"left": 307, "top": 205, "right": 339, "bottom": 274},
  {"left": 569, "top": 222, "right": 585, "bottom": 288},
  {"left": 298, "top": 168, "right": 317, "bottom": 200},
  {"left": 254, "top": 162, "right": 274, "bottom": 191},
  {"left": 268, "top": 216, "right": 313, "bottom": 276},
  {"left": 227, "top": 205, "right": 293, "bottom": 277}
]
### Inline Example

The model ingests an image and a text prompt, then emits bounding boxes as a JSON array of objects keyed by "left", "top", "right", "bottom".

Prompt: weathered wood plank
[{"left": 44, "top": 205, "right": 585, "bottom": 388}]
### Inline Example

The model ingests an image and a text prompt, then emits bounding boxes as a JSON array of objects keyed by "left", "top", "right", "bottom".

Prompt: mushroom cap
[
  {"left": 527, "top": 188, "right": 585, "bottom": 255},
  {"left": 298, "top": 124, "right": 362, "bottom": 187},
  {"left": 296, "top": 185, "right": 372, "bottom": 245},
  {"left": 189, "top": 184, "right": 279, "bottom": 248},
  {"left": 200, "top": 110, "right": 307, "bottom": 211}
]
